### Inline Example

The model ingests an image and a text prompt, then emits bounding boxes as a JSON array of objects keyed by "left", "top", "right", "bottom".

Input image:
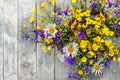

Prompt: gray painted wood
[
  {"left": 0, "top": 0, "right": 120, "bottom": 80},
  {"left": 18, "top": 0, "right": 37, "bottom": 80},
  {"left": 37, "top": 0, "right": 54, "bottom": 80},
  {"left": 0, "top": 0, "right": 3, "bottom": 80},
  {"left": 3, "top": 0, "right": 18, "bottom": 80}
]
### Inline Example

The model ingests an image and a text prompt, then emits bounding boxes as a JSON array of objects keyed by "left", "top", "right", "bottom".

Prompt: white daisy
[
  {"left": 44, "top": 23, "right": 57, "bottom": 38},
  {"left": 63, "top": 42, "right": 78, "bottom": 58},
  {"left": 92, "top": 63, "right": 104, "bottom": 75}
]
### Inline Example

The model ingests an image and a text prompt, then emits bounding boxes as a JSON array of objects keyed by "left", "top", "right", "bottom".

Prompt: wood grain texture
[
  {"left": 18, "top": 0, "right": 37, "bottom": 80},
  {"left": 0, "top": 0, "right": 3, "bottom": 80},
  {"left": 37, "top": 0, "right": 55, "bottom": 80},
  {"left": 3, "top": 0, "right": 18, "bottom": 80}
]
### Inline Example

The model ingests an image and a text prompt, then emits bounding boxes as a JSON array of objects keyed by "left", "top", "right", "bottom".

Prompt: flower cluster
[{"left": 23, "top": 0, "right": 120, "bottom": 79}]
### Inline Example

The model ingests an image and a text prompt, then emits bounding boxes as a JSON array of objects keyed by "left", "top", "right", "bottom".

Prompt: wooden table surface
[{"left": 0, "top": 0, "right": 120, "bottom": 80}]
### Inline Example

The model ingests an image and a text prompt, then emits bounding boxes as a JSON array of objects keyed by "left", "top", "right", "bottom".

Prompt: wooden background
[{"left": 0, "top": 0, "right": 120, "bottom": 80}]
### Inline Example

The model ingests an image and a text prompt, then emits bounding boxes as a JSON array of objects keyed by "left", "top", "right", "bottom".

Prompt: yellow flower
[
  {"left": 36, "top": 26, "right": 42, "bottom": 30},
  {"left": 44, "top": 38, "right": 52, "bottom": 44},
  {"left": 81, "top": 56, "right": 87, "bottom": 63},
  {"left": 100, "top": 12, "right": 106, "bottom": 21},
  {"left": 70, "top": 6, "right": 74, "bottom": 12},
  {"left": 80, "top": 40, "right": 88, "bottom": 48},
  {"left": 88, "top": 51, "right": 95, "bottom": 56},
  {"left": 87, "top": 42, "right": 92, "bottom": 50},
  {"left": 109, "top": 49, "right": 114, "bottom": 56},
  {"left": 89, "top": 60, "right": 93, "bottom": 65},
  {"left": 113, "top": 57, "right": 116, "bottom": 61},
  {"left": 92, "top": 43, "right": 99, "bottom": 51},
  {"left": 93, "top": 36, "right": 101, "bottom": 43},
  {"left": 29, "top": 17, "right": 34, "bottom": 23},
  {"left": 118, "top": 57, "right": 120, "bottom": 62},
  {"left": 109, "top": 31, "right": 114, "bottom": 36},
  {"left": 48, "top": 46, "right": 52, "bottom": 50},
  {"left": 78, "top": 70, "right": 83, "bottom": 75},
  {"left": 102, "top": 27, "right": 109, "bottom": 36},
  {"left": 42, "top": 46, "right": 47, "bottom": 53},
  {"left": 85, "top": 9, "right": 91, "bottom": 17},
  {"left": 82, "top": 48, "right": 87, "bottom": 52},
  {"left": 22, "top": 24, "right": 27, "bottom": 29},
  {"left": 31, "top": 8, "right": 36, "bottom": 14},
  {"left": 40, "top": 2, "right": 46, "bottom": 8},
  {"left": 71, "top": 0, "right": 77, "bottom": 4},
  {"left": 105, "top": 40, "right": 111, "bottom": 47},
  {"left": 49, "top": 0, "right": 56, "bottom": 6},
  {"left": 86, "top": 29, "right": 91, "bottom": 35}
]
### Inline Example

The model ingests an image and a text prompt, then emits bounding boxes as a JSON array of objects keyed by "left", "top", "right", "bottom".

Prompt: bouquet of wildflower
[{"left": 23, "top": 0, "right": 120, "bottom": 79}]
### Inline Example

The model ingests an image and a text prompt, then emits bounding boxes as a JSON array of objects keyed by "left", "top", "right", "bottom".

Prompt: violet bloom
[
  {"left": 116, "top": 22, "right": 120, "bottom": 29},
  {"left": 33, "top": 30, "right": 39, "bottom": 43},
  {"left": 63, "top": 8, "right": 70, "bottom": 15},
  {"left": 23, "top": 33, "right": 29, "bottom": 40},
  {"left": 67, "top": 71, "right": 81, "bottom": 79},
  {"left": 78, "top": 31, "right": 86, "bottom": 40},
  {"left": 115, "top": 0, "right": 120, "bottom": 7},
  {"left": 56, "top": 18, "right": 62, "bottom": 24},
  {"left": 92, "top": 4, "right": 97, "bottom": 10},
  {"left": 65, "top": 56, "right": 75, "bottom": 66},
  {"left": 107, "top": 0, "right": 113, "bottom": 8},
  {"left": 56, "top": 8, "right": 62, "bottom": 15},
  {"left": 69, "top": 18, "right": 75, "bottom": 25},
  {"left": 104, "top": 60, "right": 110, "bottom": 67},
  {"left": 115, "top": 11, "right": 120, "bottom": 17}
]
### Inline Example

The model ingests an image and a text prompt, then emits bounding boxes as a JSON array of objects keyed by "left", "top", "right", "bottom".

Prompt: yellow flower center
[
  {"left": 49, "top": 27, "right": 55, "bottom": 34},
  {"left": 95, "top": 65, "right": 100, "bottom": 71},
  {"left": 68, "top": 47, "right": 74, "bottom": 53}
]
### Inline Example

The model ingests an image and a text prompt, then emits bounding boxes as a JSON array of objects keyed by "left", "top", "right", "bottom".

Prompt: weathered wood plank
[
  {"left": 18, "top": 0, "right": 37, "bottom": 80},
  {"left": 0, "top": 0, "right": 3, "bottom": 80},
  {"left": 37, "top": 0, "right": 54, "bottom": 80},
  {"left": 55, "top": 0, "right": 71, "bottom": 80},
  {"left": 3, "top": 0, "right": 18, "bottom": 80}
]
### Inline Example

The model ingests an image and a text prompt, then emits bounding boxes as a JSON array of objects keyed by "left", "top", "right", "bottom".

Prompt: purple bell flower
[
  {"left": 78, "top": 31, "right": 86, "bottom": 40},
  {"left": 104, "top": 60, "right": 110, "bottom": 67},
  {"left": 67, "top": 71, "right": 81, "bottom": 79},
  {"left": 92, "top": 4, "right": 97, "bottom": 10},
  {"left": 56, "top": 18, "right": 62, "bottom": 24},
  {"left": 65, "top": 56, "right": 75, "bottom": 66},
  {"left": 107, "top": 0, "right": 113, "bottom": 8},
  {"left": 63, "top": 8, "right": 70, "bottom": 15}
]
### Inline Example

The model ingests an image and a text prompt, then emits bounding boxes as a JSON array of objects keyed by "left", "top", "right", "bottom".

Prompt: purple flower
[
  {"left": 107, "top": 0, "right": 113, "bottom": 8},
  {"left": 63, "top": 8, "right": 69, "bottom": 15},
  {"left": 115, "top": 0, "right": 120, "bottom": 7},
  {"left": 56, "top": 8, "right": 62, "bottom": 15},
  {"left": 116, "top": 23, "right": 120, "bottom": 29},
  {"left": 56, "top": 18, "right": 62, "bottom": 24},
  {"left": 92, "top": 4, "right": 97, "bottom": 10},
  {"left": 104, "top": 60, "right": 110, "bottom": 67},
  {"left": 78, "top": 31, "right": 86, "bottom": 40},
  {"left": 23, "top": 33, "right": 29, "bottom": 40},
  {"left": 33, "top": 30, "right": 39, "bottom": 43},
  {"left": 115, "top": 11, "right": 120, "bottom": 17},
  {"left": 69, "top": 18, "right": 75, "bottom": 25},
  {"left": 65, "top": 56, "right": 75, "bottom": 65},
  {"left": 67, "top": 71, "right": 81, "bottom": 79}
]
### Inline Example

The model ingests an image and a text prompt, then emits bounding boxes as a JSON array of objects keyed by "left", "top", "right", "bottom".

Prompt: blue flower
[
  {"left": 67, "top": 71, "right": 81, "bottom": 79},
  {"left": 63, "top": 8, "right": 69, "bottom": 15},
  {"left": 107, "top": 0, "right": 113, "bottom": 8},
  {"left": 65, "top": 56, "right": 75, "bottom": 65},
  {"left": 78, "top": 31, "right": 86, "bottom": 40},
  {"left": 92, "top": 4, "right": 97, "bottom": 10}
]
